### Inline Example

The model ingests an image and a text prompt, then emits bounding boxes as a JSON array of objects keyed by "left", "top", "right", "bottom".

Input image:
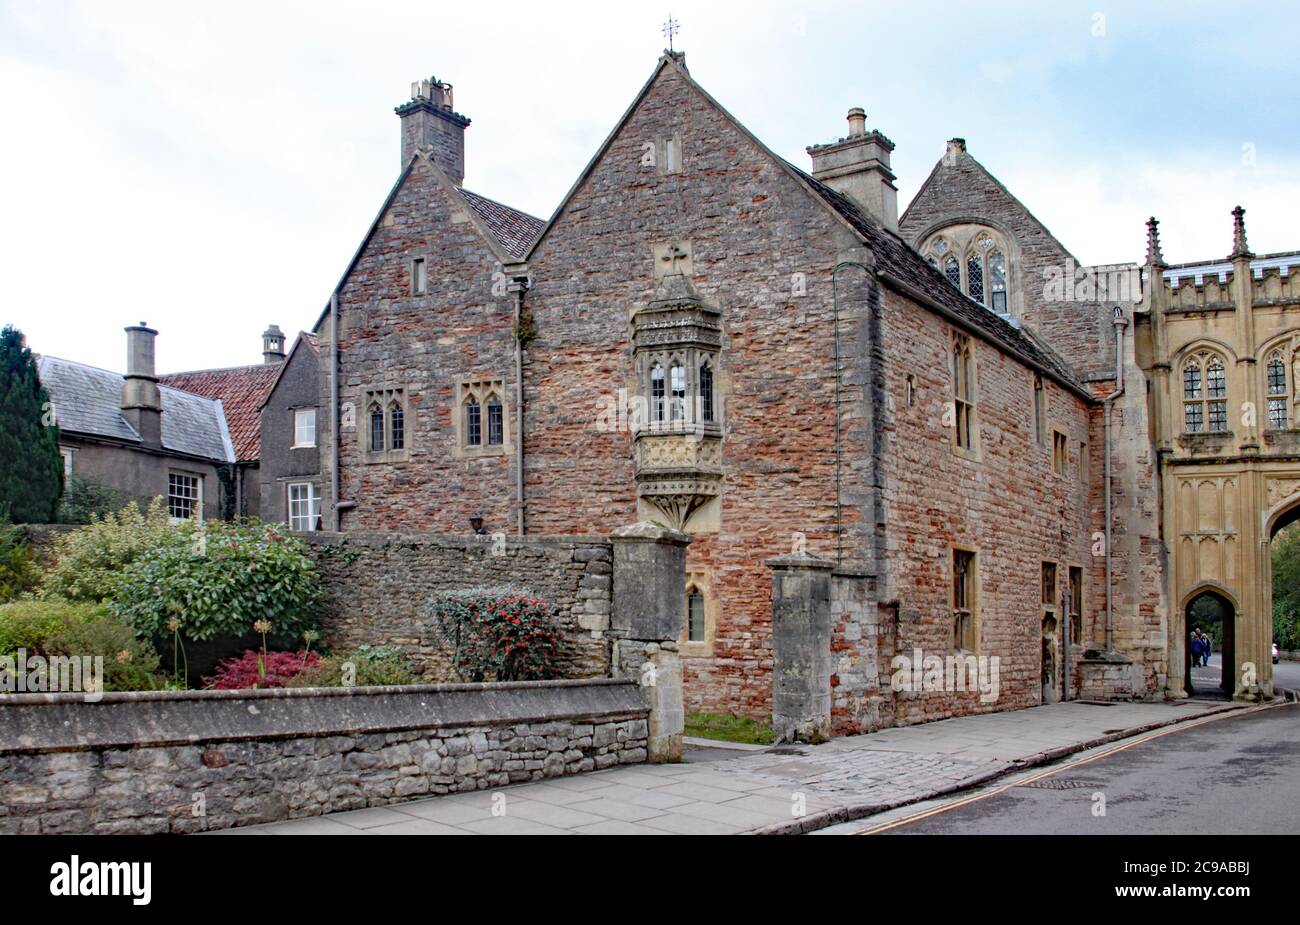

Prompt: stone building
[
  {"left": 39, "top": 324, "right": 236, "bottom": 521},
  {"left": 257, "top": 331, "right": 323, "bottom": 530},
  {"left": 284, "top": 52, "right": 1290, "bottom": 731}
]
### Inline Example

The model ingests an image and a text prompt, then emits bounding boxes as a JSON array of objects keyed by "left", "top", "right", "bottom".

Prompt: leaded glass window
[
  {"left": 967, "top": 255, "right": 984, "bottom": 304},
  {"left": 486, "top": 395, "right": 503, "bottom": 446},
  {"left": 465, "top": 399, "right": 481, "bottom": 446},
  {"left": 370, "top": 404, "right": 385, "bottom": 451},
  {"left": 1183, "top": 353, "right": 1228, "bottom": 434},
  {"left": 687, "top": 588, "right": 705, "bottom": 642},
  {"left": 989, "top": 251, "right": 1007, "bottom": 313},
  {"left": 670, "top": 364, "right": 687, "bottom": 422},
  {"left": 700, "top": 362, "right": 714, "bottom": 422},
  {"left": 651, "top": 365, "right": 665, "bottom": 423},
  {"left": 388, "top": 402, "right": 404, "bottom": 451},
  {"left": 944, "top": 256, "right": 961, "bottom": 289},
  {"left": 1267, "top": 351, "right": 1289, "bottom": 430}
]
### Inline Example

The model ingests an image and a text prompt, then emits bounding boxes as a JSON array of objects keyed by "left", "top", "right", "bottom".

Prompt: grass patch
[{"left": 684, "top": 711, "right": 774, "bottom": 745}]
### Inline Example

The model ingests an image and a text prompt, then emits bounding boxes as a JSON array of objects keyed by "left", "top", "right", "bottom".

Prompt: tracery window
[
  {"left": 457, "top": 380, "right": 508, "bottom": 454},
  {"left": 1267, "top": 350, "right": 1289, "bottom": 430},
  {"left": 1182, "top": 352, "right": 1228, "bottom": 434},
  {"left": 988, "top": 251, "right": 1007, "bottom": 313},
  {"left": 924, "top": 229, "right": 1011, "bottom": 313},
  {"left": 364, "top": 387, "right": 410, "bottom": 462}
]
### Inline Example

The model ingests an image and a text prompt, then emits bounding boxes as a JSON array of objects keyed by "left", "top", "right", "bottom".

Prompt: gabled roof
[
  {"left": 459, "top": 189, "right": 545, "bottom": 260},
  {"left": 38, "top": 356, "right": 236, "bottom": 463},
  {"left": 257, "top": 332, "right": 320, "bottom": 412},
  {"left": 160, "top": 364, "right": 279, "bottom": 462},
  {"left": 900, "top": 144, "right": 1080, "bottom": 264},
  {"left": 524, "top": 52, "right": 1090, "bottom": 399}
]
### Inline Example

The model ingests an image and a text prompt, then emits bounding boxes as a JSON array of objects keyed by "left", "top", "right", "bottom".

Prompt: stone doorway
[
  {"left": 1184, "top": 590, "right": 1234, "bottom": 699},
  {"left": 1041, "top": 614, "right": 1060, "bottom": 704}
]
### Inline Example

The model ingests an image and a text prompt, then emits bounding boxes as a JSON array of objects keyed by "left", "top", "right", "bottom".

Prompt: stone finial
[
  {"left": 1230, "top": 205, "right": 1253, "bottom": 259},
  {"left": 1144, "top": 216, "right": 1165, "bottom": 267}
]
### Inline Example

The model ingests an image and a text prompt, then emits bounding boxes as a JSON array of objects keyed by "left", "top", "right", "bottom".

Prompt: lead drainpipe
[
  {"left": 510, "top": 276, "right": 530, "bottom": 537},
  {"left": 329, "top": 292, "right": 341, "bottom": 531},
  {"left": 1104, "top": 307, "right": 1129, "bottom": 651},
  {"left": 831, "top": 261, "right": 873, "bottom": 566}
]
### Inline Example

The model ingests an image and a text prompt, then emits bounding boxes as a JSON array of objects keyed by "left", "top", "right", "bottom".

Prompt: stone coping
[
  {"left": 302, "top": 531, "right": 611, "bottom": 550},
  {"left": 0, "top": 678, "right": 647, "bottom": 755}
]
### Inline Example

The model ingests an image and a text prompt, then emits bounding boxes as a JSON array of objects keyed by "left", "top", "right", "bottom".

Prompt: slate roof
[
  {"left": 458, "top": 188, "right": 545, "bottom": 260},
  {"left": 159, "top": 364, "right": 280, "bottom": 462},
  {"left": 793, "top": 169, "right": 1089, "bottom": 395},
  {"left": 37, "top": 356, "right": 235, "bottom": 463}
]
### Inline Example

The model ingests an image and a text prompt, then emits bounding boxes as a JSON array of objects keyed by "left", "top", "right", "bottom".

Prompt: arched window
[
  {"left": 699, "top": 361, "right": 714, "bottom": 423},
  {"left": 1183, "top": 352, "right": 1228, "bottom": 434},
  {"left": 669, "top": 363, "right": 687, "bottom": 422},
  {"left": 944, "top": 256, "right": 961, "bottom": 289},
  {"left": 1267, "top": 350, "right": 1289, "bottom": 430},
  {"left": 464, "top": 397, "right": 482, "bottom": 446},
  {"left": 952, "top": 333, "right": 976, "bottom": 451},
  {"left": 486, "top": 393, "right": 504, "bottom": 446},
  {"left": 650, "top": 364, "right": 665, "bottom": 423},
  {"left": 988, "top": 251, "right": 1007, "bottom": 313},
  {"left": 369, "top": 403, "right": 385, "bottom": 452},
  {"left": 687, "top": 587, "right": 706, "bottom": 643},
  {"left": 388, "top": 400, "right": 404, "bottom": 451},
  {"left": 966, "top": 255, "right": 985, "bottom": 304}
]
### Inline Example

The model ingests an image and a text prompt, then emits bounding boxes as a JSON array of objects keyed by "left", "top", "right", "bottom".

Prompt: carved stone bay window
[{"left": 631, "top": 264, "right": 723, "bottom": 531}]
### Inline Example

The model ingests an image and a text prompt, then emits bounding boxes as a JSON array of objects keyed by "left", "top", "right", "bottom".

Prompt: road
[
  {"left": 842, "top": 704, "right": 1300, "bottom": 835},
  {"left": 1190, "top": 653, "right": 1300, "bottom": 696}
]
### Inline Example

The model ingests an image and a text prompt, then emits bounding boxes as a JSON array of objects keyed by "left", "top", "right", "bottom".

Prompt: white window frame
[
  {"left": 167, "top": 471, "right": 203, "bottom": 522},
  {"left": 59, "top": 446, "right": 74, "bottom": 478},
  {"left": 287, "top": 482, "right": 320, "bottom": 532},
  {"left": 292, "top": 407, "right": 317, "bottom": 449}
]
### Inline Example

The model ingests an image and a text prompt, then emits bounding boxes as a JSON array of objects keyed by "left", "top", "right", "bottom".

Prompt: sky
[{"left": 1, "top": 0, "right": 1296, "bottom": 374}]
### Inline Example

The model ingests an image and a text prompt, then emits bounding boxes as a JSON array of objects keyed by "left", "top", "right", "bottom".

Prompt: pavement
[
  {"left": 821, "top": 701, "right": 1298, "bottom": 835},
  {"left": 1190, "top": 652, "right": 1300, "bottom": 697},
  {"left": 219, "top": 698, "right": 1241, "bottom": 836}
]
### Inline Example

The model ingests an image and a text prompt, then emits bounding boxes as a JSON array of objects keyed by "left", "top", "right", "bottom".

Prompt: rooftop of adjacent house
[
  {"left": 36, "top": 356, "right": 235, "bottom": 463},
  {"left": 458, "top": 187, "right": 546, "bottom": 260},
  {"left": 159, "top": 363, "right": 281, "bottom": 462}
]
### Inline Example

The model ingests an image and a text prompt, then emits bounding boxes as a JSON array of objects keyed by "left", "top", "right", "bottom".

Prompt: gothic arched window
[
  {"left": 464, "top": 396, "right": 482, "bottom": 446},
  {"left": 699, "top": 361, "right": 714, "bottom": 423},
  {"left": 486, "top": 393, "right": 504, "bottom": 446},
  {"left": 669, "top": 363, "right": 687, "bottom": 422},
  {"left": 369, "top": 403, "right": 385, "bottom": 452},
  {"left": 1267, "top": 350, "right": 1290, "bottom": 430},
  {"left": 650, "top": 364, "right": 665, "bottom": 423},
  {"left": 944, "top": 256, "right": 961, "bottom": 289},
  {"left": 388, "top": 400, "right": 404, "bottom": 451},
  {"left": 989, "top": 251, "right": 1007, "bottom": 313},
  {"left": 966, "top": 255, "right": 984, "bottom": 304},
  {"left": 1183, "top": 352, "right": 1228, "bottom": 434},
  {"left": 952, "top": 332, "right": 976, "bottom": 451},
  {"left": 687, "top": 587, "right": 706, "bottom": 643}
]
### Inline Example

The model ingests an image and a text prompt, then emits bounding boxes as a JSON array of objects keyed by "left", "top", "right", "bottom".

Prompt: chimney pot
[
  {"left": 396, "top": 74, "right": 471, "bottom": 184},
  {"left": 846, "top": 107, "right": 866, "bottom": 137},
  {"left": 121, "top": 323, "right": 162, "bottom": 447},
  {"left": 262, "top": 324, "right": 286, "bottom": 365}
]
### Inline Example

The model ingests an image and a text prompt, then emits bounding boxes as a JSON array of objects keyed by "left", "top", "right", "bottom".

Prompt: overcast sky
[{"left": 2, "top": 0, "right": 1295, "bottom": 374}]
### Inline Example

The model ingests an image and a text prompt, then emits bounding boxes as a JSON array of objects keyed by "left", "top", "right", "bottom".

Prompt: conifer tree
[{"left": 0, "top": 325, "right": 63, "bottom": 522}]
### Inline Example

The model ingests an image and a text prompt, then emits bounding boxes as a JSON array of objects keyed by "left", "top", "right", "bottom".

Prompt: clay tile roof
[
  {"left": 159, "top": 363, "right": 280, "bottom": 462},
  {"left": 458, "top": 188, "right": 545, "bottom": 260}
]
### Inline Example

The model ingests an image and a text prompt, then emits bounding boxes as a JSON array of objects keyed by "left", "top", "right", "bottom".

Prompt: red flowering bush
[
  {"left": 203, "top": 649, "right": 320, "bottom": 690},
  {"left": 425, "top": 588, "right": 563, "bottom": 682}
]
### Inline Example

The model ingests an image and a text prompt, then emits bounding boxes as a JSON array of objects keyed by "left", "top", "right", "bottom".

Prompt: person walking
[{"left": 1190, "top": 629, "right": 1205, "bottom": 669}]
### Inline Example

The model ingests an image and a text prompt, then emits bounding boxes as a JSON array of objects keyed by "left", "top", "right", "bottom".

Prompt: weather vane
[{"left": 663, "top": 14, "right": 680, "bottom": 52}]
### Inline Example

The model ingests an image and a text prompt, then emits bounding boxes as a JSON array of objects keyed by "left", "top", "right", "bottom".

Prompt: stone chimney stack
[
  {"left": 121, "top": 322, "right": 162, "bottom": 448},
  {"left": 395, "top": 76, "right": 471, "bottom": 185},
  {"left": 807, "top": 107, "right": 898, "bottom": 231},
  {"left": 262, "top": 324, "right": 286, "bottom": 364}
]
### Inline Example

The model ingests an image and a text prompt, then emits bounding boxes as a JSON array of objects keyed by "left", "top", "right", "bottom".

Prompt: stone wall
[
  {"left": 304, "top": 532, "right": 613, "bottom": 681},
  {"left": 830, "top": 570, "right": 896, "bottom": 736},
  {"left": 0, "top": 680, "right": 647, "bottom": 834}
]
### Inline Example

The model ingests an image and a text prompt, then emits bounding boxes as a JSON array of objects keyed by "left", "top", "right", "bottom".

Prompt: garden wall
[
  {"left": 0, "top": 679, "right": 648, "bottom": 834},
  {"left": 304, "top": 532, "right": 614, "bottom": 680}
]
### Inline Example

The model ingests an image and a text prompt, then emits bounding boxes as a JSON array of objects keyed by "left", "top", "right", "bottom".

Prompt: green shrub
[
  {"left": 0, "top": 598, "right": 105, "bottom": 656},
  {"left": 56, "top": 477, "right": 129, "bottom": 525},
  {"left": 44, "top": 616, "right": 162, "bottom": 692},
  {"left": 286, "top": 645, "right": 420, "bottom": 688},
  {"left": 110, "top": 519, "right": 323, "bottom": 650},
  {"left": 424, "top": 587, "right": 563, "bottom": 682},
  {"left": 0, "top": 524, "right": 40, "bottom": 603},
  {"left": 42, "top": 497, "right": 191, "bottom": 603}
]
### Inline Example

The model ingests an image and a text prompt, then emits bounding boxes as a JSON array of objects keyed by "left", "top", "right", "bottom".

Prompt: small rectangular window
[
  {"left": 60, "top": 448, "right": 73, "bottom": 478},
  {"left": 1041, "top": 561, "right": 1058, "bottom": 607},
  {"left": 952, "top": 549, "right": 977, "bottom": 651},
  {"left": 1079, "top": 440, "right": 1089, "bottom": 487},
  {"left": 1052, "top": 430, "right": 1068, "bottom": 475},
  {"left": 1033, "top": 375, "right": 1046, "bottom": 446},
  {"left": 287, "top": 482, "right": 320, "bottom": 532},
  {"left": 293, "top": 408, "right": 316, "bottom": 448},
  {"left": 1068, "top": 566, "right": 1083, "bottom": 645},
  {"left": 168, "top": 472, "right": 202, "bottom": 521},
  {"left": 412, "top": 257, "right": 427, "bottom": 294}
]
